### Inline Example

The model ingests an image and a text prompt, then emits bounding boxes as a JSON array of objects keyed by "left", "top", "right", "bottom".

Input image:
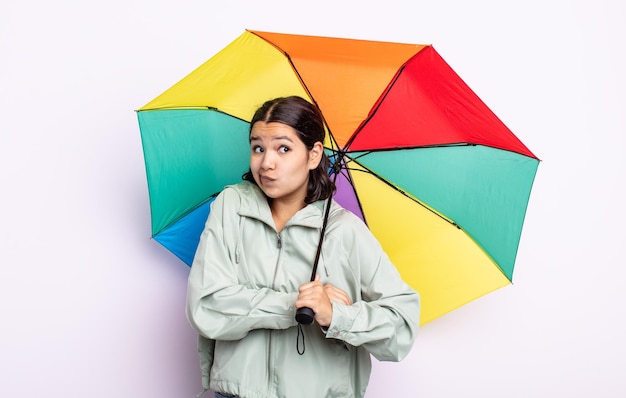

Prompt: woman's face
[{"left": 249, "top": 121, "right": 322, "bottom": 206}]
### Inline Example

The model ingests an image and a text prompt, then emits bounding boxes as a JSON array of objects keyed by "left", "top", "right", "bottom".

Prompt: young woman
[{"left": 186, "top": 96, "right": 420, "bottom": 398}]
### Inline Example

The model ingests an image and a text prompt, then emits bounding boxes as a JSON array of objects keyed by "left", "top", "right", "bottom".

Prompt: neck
[{"left": 269, "top": 198, "right": 306, "bottom": 233}]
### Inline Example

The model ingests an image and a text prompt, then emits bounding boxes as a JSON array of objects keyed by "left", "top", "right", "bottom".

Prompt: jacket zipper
[
  {"left": 267, "top": 329, "right": 274, "bottom": 396},
  {"left": 272, "top": 233, "right": 282, "bottom": 286},
  {"left": 267, "top": 232, "right": 282, "bottom": 396}
]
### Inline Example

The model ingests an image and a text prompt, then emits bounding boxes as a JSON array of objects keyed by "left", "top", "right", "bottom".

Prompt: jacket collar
[{"left": 234, "top": 182, "right": 325, "bottom": 230}]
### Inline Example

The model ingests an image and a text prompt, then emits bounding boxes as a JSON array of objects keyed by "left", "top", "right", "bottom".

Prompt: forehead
[{"left": 250, "top": 122, "right": 300, "bottom": 142}]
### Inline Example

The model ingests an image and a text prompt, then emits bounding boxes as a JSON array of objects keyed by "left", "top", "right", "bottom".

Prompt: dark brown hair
[{"left": 242, "top": 96, "right": 335, "bottom": 203}]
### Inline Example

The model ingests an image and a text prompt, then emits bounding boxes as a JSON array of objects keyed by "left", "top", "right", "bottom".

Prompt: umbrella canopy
[{"left": 137, "top": 30, "right": 539, "bottom": 325}]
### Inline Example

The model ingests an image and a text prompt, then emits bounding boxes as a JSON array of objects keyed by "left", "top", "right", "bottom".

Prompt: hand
[
  {"left": 296, "top": 275, "right": 351, "bottom": 327},
  {"left": 323, "top": 284, "right": 352, "bottom": 306}
]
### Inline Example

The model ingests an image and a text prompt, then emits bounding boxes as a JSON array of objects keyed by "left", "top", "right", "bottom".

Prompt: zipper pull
[{"left": 277, "top": 233, "right": 282, "bottom": 249}]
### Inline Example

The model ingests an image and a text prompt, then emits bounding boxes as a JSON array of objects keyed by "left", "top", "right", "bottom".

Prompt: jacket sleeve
[
  {"left": 186, "top": 189, "right": 298, "bottom": 341},
  {"left": 324, "top": 214, "right": 420, "bottom": 362}
]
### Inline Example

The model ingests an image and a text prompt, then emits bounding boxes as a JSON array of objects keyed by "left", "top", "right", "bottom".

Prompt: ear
[{"left": 308, "top": 141, "right": 324, "bottom": 170}]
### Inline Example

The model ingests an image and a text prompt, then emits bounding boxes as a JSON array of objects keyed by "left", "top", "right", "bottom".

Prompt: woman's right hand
[{"left": 296, "top": 275, "right": 352, "bottom": 327}]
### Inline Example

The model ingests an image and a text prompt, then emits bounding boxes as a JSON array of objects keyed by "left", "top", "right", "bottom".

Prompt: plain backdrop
[{"left": 1, "top": 0, "right": 625, "bottom": 396}]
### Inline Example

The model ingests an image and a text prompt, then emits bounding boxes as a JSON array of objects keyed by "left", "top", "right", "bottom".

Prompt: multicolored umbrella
[{"left": 137, "top": 30, "right": 539, "bottom": 325}]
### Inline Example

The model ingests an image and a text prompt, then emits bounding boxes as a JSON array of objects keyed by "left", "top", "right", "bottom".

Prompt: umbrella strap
[{"left": 297, "top": 323, "right": 306, "bottom": 355}]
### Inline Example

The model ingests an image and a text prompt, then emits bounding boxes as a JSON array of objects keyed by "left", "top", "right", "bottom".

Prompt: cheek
[{"left": 249, "top": 156, "right": 259, "bottom": 170}]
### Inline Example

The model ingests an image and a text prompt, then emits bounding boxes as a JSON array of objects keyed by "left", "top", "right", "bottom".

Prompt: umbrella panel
[
  {"left": 350, "top": 45, "right": 537, "bottom": 158},
  {"left": 140, "top": 32, "right": 310, "bottom": 121},
  {"left": 139, "top": 109, "right": 250, "bottom": 237},
  {"left": 349, "top": 162, "right": 512, "bottom": 324},
  {"left": 155, "top": 199, "right": 213, "bottom": 266}
]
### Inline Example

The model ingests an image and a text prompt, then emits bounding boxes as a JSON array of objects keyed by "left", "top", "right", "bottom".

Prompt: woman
[{"left": 186, "top": 96, "right": 420, "bottom": 398}]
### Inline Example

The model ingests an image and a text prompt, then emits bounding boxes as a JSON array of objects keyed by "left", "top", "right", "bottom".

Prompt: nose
[{"left": 261, "top": 151, "right": 275, "bottom": 170}]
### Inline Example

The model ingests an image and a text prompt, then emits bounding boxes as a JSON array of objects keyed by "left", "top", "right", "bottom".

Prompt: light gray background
[{"left": 2, "top": 0, "right": 624, "bottom": 396}]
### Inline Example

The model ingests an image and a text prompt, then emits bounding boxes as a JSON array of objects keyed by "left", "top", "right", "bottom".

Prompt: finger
[
  {"left": 329, "top": 292, "right": 351, "bottom": 306},
  {"left": 298, "top": 285, "right": 324, "bottom": 303},
  {"left": 299, "top": 278, "right": 323, "bottom": 293},
  {"left": 295, "top": 292, "right": 326, "bottom": 312},
  {"left": 324, "top": 285, "right": 352, "bottom": 305}
]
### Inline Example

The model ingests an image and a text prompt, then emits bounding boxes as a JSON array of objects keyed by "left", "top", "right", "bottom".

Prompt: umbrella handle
[{"left": 295, "top": 307, "right": 315, "bottom": 325}]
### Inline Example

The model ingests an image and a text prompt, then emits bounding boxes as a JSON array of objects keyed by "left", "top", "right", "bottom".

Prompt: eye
[
  {"left": 278, "top": 146, "right": 290, "bottom": 154},
  {"left": 252, "top": 145, "right": 264, "bottom": 153}
]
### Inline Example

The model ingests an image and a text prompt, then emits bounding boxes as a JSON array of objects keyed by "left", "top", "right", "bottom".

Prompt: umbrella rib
[
  {"left": 343, "top": 59, "right": 411, "bottom": 151},
  {"left": 346, "top": 142, "right": 477, "bottom": 154},
  {"left": 137, "top": 106, "right": 251, "bottom": 124},
  {"left": 346, "top": 142, "right": 540, "bottom": 160},
  {"left": 155, "top": 191, "right": 221, "bottom": 238}
]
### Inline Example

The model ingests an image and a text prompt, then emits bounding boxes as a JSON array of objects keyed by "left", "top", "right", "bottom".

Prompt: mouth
[{"left": 260, "top": 175, "right": 276, "bottom": 184}]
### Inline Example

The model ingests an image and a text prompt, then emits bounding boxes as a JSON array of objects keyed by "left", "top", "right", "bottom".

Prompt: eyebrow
[{"left": 250, "top": 135, "right": 295, "bottom": 143}]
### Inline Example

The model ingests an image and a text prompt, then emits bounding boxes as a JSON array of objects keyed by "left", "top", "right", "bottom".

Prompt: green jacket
[{"left": 187, "top": 182, "right": 419, "bottom": 398}]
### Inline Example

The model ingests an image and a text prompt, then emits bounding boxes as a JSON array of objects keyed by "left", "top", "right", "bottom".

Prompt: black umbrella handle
[
  {"left": 295, "top": 307, "right": 315, "bottom": 324},
  {"left": 295, "top": 193, "right": 334, "bottom": 325}
]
